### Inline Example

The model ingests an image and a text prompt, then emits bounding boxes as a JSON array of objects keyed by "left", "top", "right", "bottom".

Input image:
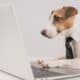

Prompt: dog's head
[{"left": 41, "top": 6, "right": 78, "bottom": 39}]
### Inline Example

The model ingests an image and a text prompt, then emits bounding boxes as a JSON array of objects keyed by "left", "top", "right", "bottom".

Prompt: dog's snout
[{"left": 41, "top": 30, "right": 46, "bottom": 36}]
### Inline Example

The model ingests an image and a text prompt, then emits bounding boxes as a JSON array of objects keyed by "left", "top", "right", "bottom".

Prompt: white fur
[{"left": 43, "top": 24, "right": 58, "bottom": 38}]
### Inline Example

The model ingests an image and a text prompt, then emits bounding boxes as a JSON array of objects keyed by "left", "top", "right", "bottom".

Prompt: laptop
[
  {"left": 31, "top": 62, "right": 80, "bottom": 80},
  {"left": 0, "top": 3, "right": 33, "bottom": 80}
]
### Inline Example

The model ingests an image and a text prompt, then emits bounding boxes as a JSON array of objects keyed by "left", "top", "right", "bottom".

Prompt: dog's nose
[{"left": 41, "top": 30, "right": 46, "bottom": 36}]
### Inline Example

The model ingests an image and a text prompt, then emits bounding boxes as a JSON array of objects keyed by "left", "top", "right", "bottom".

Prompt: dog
[{"left": 37, "top": 6, "right": 80, "bottom": 69}]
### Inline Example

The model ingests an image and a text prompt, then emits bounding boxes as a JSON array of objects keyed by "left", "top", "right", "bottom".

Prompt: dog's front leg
[
  {"left": 37, "top": 56, "right": 66, "bottom": 68},
  {"left": 38, "top": 58, "right": 80, "bottom": 69},
  {"left": 37, "top": 59, "right": 76, "bottom": 68},
  {"left": 37, "top": 59, "right": 68, "bottom": 68},
  {"left": 47, "top": 59, "right": 72, "bottom": 68}
]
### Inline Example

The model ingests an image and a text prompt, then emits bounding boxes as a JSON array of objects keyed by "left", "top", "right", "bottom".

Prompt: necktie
[{"left": 65, "top": 37, "right": 74, "bottom": 59}]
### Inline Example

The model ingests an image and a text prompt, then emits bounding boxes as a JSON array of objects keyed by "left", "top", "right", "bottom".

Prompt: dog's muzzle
[
  {"left": 41, "top": 29, "right": 53, "bottom": 38},
  {"left": 41, "top": 25, "right": 58, "bottom": 39}
]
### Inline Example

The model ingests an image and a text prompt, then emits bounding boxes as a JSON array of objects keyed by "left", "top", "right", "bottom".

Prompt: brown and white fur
[{"left": 38, "top": 6, "right": 80, "bottom": 69}]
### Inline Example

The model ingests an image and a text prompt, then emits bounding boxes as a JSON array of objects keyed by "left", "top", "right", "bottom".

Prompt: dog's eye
[{"left": 54, "top": 15, "right": 63, "bottom": 21}]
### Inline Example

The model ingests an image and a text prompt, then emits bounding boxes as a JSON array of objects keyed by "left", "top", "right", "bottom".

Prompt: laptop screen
[{"left": 0, "top": 4, "right": 33, "bottom": 80}]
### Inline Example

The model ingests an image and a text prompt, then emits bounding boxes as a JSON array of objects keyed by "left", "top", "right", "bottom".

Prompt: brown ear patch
[{"left": 63, "top": 6, "right": 78, "bottom": 19}]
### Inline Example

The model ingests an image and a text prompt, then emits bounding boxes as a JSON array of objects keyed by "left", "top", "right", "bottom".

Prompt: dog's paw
[
  {"left": 37, "top": 59, "right": 44, "bottom": 64},
  {"left": 37, "top": 59, "right": 50, "bottom": 69},
  {"left": 41, "top": 63, "right": 50, "bottom": 69}
]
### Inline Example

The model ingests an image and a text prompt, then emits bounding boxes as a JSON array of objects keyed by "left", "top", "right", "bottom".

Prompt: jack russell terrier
[{"left": 37, "top": 6, "right": 80, "bottom": 69}]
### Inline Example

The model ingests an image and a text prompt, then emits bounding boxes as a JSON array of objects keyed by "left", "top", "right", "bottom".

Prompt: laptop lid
[{"left": 0, "top": 3, "right": 33, "bottom": 80}]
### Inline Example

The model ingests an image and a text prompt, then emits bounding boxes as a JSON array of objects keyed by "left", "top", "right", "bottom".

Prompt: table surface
[{"left": 31, "top": 62, "right": 80, "bottom": 80}]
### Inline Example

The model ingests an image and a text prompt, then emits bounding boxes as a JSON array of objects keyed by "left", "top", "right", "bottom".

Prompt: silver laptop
[
  {"left": 31, "top": 62, "right": 80, "bottom": 80},
  {"left": 0, "top": 3, "right": 33, "bottom": 80}
]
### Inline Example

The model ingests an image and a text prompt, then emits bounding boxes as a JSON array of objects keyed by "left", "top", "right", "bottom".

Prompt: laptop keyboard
[{"left": 31, "top": 62, "right": 80, "bottom": 78}]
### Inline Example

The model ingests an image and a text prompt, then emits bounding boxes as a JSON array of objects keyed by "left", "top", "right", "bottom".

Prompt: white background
[{"left": 12, "top": 0, "right": 80, "bottom": 60}]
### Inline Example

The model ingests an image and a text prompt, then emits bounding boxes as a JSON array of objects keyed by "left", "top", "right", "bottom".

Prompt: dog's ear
[
  {"left": 63, "top": 6, "right": 78, "bottom": 18},
  {"left": 51, "top": 10, "right": 54, "bottom": 15},
  {"left": 49, "top": 10, "right": 55, "bottom": 19}
]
